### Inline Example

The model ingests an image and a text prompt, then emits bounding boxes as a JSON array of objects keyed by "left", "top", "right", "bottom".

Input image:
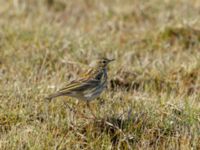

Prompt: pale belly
[
  {"left": 83, "top": 86, "right": 105, "bottom": 101},
  {"left": 67, "top": 84, "right": 106, "bottom": 101}
]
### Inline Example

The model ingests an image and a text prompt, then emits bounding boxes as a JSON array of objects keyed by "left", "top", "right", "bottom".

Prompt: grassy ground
[{"left": 0, "top": 0, "right": 200, "bottom": 149}]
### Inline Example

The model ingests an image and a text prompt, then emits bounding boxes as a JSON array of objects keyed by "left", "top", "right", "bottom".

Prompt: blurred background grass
[{"left": 0, "top": 0, "right": 200, "bottom": 149}]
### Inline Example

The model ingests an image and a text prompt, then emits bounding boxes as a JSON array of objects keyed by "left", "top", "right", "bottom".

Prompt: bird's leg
[
  {"left": 64, "top": 101, "right": 93, "bottom": 120},
  {"left": 96, "top": 97, "right": 105, "bottom": 118},
  {"left": 97, "top": 97, "right": 105, "bottom": 106},
  {"left": 87, "top": 101, "right": 96, "bottom": 119}
]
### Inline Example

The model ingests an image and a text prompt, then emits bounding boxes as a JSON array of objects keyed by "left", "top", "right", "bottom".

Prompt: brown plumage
[{"left": 45, "top": 58, "right": 114, "bottom": 101}]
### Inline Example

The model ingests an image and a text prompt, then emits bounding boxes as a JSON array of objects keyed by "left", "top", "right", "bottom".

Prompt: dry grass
[{"left": 0, "top": 0, "right": 200, "bottom": 149}]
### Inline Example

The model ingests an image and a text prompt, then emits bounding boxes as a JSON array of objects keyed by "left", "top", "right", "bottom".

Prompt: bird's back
[{"left": 46, "top": 67, "right": 108, "bottom": 101}]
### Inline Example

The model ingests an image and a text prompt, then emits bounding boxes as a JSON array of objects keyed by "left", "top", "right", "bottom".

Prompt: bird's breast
[{"left": 83, "top": 82, "right": 107, "bottom": 101}]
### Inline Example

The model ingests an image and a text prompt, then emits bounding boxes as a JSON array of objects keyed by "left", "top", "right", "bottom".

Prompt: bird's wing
[
  {"left": 79, "top": 67, "right": 95, "bottom": 79},
  {"left": 45, "top": 70, "right": 103, "bottom": 100},
  {"left": 59, "top": 68, "right": 100, "bottom": 91},
  {"left": 58, "top": 76, "right": 100, "bottom": 93},
  {"left": 45, "top": 79, "right": 90, "bottom": 100}
]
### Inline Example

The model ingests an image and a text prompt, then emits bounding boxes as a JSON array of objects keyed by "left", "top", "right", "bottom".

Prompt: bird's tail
[{"left": 45, "top": 92, "right": 63, "bottom": 101}]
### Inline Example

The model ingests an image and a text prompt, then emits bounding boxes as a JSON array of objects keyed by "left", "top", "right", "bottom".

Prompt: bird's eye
[{"left": 102, "top": 60, "right": 106, "bottom": 63}]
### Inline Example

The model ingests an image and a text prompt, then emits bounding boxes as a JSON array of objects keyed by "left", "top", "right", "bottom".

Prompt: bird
[{"left": 45, "top": 57, "right": 114, "bottom": 117}]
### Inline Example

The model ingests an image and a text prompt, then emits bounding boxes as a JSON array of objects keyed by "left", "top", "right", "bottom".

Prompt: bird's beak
[{"left": 109, "top": 59, "right": 115, "bottom": 62}]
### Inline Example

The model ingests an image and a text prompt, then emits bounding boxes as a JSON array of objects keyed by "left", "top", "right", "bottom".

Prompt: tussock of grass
[
  {"left": 0, "top": 0, "right": 200, "bottom": 149},
  {"left": 158, "top": 26, "right": 200, "bottom": 48}
]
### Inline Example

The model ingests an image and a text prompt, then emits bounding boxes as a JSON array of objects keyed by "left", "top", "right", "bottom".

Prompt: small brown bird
[{"left": 45, "top": 58, "right": 114, "bottom": 117}]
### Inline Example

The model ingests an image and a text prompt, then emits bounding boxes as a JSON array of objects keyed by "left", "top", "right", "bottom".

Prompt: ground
[{"left": 0, "top": 0, "right": 200, "bottom": 149}]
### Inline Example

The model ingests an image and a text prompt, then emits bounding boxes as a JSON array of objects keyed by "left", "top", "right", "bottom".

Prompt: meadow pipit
[{"left": 46, "top": 58, "right": 114, "bottom": 117}]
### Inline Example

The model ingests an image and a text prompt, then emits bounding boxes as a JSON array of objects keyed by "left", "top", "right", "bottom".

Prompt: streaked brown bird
[{"left": 45, "top": 58, "right": 114, "bottom": 117}]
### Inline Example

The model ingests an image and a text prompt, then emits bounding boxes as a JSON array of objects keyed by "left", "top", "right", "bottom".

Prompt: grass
[{"left": 0, "top": 0, "right": 200, "bottom": 149}]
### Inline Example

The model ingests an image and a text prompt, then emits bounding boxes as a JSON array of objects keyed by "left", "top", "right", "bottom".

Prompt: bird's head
[{"left": 97, "top": 57, "right": 115, "bottom": 68}]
